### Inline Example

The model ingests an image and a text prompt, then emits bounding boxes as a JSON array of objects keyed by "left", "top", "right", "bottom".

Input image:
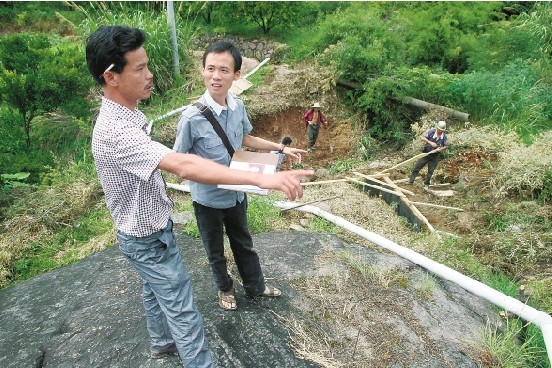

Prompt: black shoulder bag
[{"left": 193, "top": 102, "right": 235, "bottom": 158}]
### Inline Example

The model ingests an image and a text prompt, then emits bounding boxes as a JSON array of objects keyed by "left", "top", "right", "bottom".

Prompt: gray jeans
[{"left": 117, "top": 219, "right": 213, "bottom": 367}]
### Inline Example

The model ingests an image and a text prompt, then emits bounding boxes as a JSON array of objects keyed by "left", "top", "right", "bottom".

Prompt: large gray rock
[{"left": 0, "top": 231, "right": 494, "bottom": 367}]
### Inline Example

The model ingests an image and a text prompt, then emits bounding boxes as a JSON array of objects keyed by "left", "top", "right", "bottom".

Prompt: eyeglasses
[{"left": 99, "top": 63, "right": 115, "bottom": 79}]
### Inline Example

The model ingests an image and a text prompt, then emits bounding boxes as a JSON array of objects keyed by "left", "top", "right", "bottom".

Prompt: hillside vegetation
[{"left": 0, "top": 2, "right": 550, "bottom": 367}]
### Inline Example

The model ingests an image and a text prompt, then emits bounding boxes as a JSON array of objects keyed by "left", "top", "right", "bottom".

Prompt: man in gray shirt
[
  {"left": 174, "top": 41, "right": 306, "bottom": 311},
  {"left": 86, "top": 26, "right": 311, "bottom": 367}
]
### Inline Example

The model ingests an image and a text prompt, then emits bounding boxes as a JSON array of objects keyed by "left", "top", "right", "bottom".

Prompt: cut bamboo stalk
[
  {"left": 301, "top": 178, "right": 349, "bottom": 186},
  {"left": 401, "top": 197, "right": 435, "bottom": 233},
  {"left": 378, "top": 150, "right": 440, "bottom": 174},
  {"left": 423, "top": 186, "right": 455, "bottom": 197},
  {"left": 393, "top": 178, "right": 409, "bottom": 184},
  {"left": 408, "top": 201, "right": 464, "bottom": 211},
  {"left": 280, "top": 195, "right": 342, "bottom": 212},
  {"left": 352, "top": 172, "right": 392, "bottom": 188},
  {"left": 345, "top": 177, "right": 406, "bottom": 198},
  {"left": 361, "top": 172, "right": 388, "bottom": 179},
  {"left": 381, "top": 175, "right": 414, "bottom": 196},
  {"left": 435, "top": 229, "right": 460, "bottom": 238}
]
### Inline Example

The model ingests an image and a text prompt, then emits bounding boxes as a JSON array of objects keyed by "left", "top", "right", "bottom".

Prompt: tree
[
  {"left": 239, "top": 2, "right": 306, "bottom": 34},
  {"left": 0, "top": 33, "right": 92, "bottom": 147}
]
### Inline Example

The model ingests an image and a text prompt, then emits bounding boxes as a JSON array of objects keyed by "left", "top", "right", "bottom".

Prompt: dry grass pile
[
  {"left": 280, "top": 180, "right": 416, "bottom": 249},
  {"left": 452, "top": 125, "right": 518, "bottom": 153},
  {"left": 0, "top": 177, "right": 103, "bottom": 287},
  {"left": 244, "top": 61, "right": 338, "bottom": 118},
  {"left": 490, "top": 130, "right": 552, "bottom": 199}
]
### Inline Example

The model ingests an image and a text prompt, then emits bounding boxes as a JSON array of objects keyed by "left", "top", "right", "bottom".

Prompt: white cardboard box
[{"left": 218, "top": 151, "right": 279, "bottom": 195}]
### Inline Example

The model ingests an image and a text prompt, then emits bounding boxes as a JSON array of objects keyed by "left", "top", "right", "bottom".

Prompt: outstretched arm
[
  {"left": 158, "top": 152, "right": 313, "bottom": 200},
  {"left": 243, "top": 135, "right": 306, "bottom": 164}
]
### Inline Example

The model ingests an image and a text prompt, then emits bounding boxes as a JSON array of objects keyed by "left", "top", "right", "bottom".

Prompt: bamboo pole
[
  {"left": 393, "top": 178, "right": 409, "bottom": 184},
  {"left": 401, "top": 197, "right": 435, "bottom": 233},
  {"left": 353, "top": 171, "right": 414, "bottom": 196},
  {"left": 378, "top": 149, "right": 440, "bottom": 174},
  {"left": 408, "top": 201, "right": 464, "bottom": 212},
  {"left": 280, "top": 195, "right": 342, "bottom": 212},
  {"left": 352, "top": 172, "right": 392, "bottom": 188},
  {"left": 345, "top": 177, "right": 406, "bottom": 198},
  {"left": 301, "top": 178, "right": 349, "bottom": 186},
  {"left": 381, "top": 175, "right": 414, "bottom": 196},
  {"left": 360, "top": 172, "right": 388, "bottom": 179}
]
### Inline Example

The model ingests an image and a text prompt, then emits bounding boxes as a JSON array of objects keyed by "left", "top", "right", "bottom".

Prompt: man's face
[
  {"left": 202, "top": 51, "right": 240, "bottom": 102},
  {"left": 112, "top": 47, "right": 153, "bottom": 108}
]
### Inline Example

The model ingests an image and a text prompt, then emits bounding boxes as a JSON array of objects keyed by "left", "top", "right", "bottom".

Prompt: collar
[
  {"left": 203, "top": 91, "right": 237, "bottom": 116},
  {"left": 101, "top": 97, "right": 144, "bottom": 127}
]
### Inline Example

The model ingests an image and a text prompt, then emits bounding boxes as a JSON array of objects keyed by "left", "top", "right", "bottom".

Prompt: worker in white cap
[{"left": 408, "top": 120, "right": 449, "bottom": 187}]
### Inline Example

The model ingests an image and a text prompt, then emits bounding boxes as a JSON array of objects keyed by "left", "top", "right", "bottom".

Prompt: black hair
[
  {"left": 85, "top": 25, "right": 147, "bottom": 85},
  {"left": 282, "top": 136, "right": 292, "bottom": 145},
  {"left": 202, "top": 41, "right": 242, "bottom": 73}
]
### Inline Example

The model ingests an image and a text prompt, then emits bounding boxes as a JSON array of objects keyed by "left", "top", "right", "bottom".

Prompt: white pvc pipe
[
  {"left": 147, "top": 104, "right": 190, "bottom": 135},
  {"left": 243, "top": 57, "right": 271, "bottom": 79},
  {"left": 275, "top": 201, "right": 552, "bottom": 365},
  {"left": 166, "top": 182, "right": 190, "bottom": 192}
]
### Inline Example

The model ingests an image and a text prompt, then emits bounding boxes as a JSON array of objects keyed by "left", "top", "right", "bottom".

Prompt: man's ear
[
  {"left": 103, "top": 71, "right": 118, "bottom": 86},
  {"left": 233, "top": 70, "right": 241, "bottom": 81}
]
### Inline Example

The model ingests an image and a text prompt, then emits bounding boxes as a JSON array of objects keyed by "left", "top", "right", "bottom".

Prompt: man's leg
[
  {"left": 224, "top": 197, "right": 265, "bottom": 296},
  {"left": 424, "top": 155, "right": 440, "bottom": 185},
  {"left": 193, "top": 202, "right": 234, "bottom": 293},
  {"left": 142, "top": 281, "right": 174, "bottom": 352},
  {"left": 117, "top": 221, "right": 212, "bottom": 368},
  {"left": 409, "top": 157, "right": 429, "bottom": 183},
  {"left": 311, "top": 126, "right": 319, "bottom": 148},
  {"left": 307, "top": 125, "right": 317, "bottom": 151}
]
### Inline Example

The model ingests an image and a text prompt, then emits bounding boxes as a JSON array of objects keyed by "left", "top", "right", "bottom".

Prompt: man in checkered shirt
[{"left": 86, "top": 26, "right": 312, "bottom": 368}]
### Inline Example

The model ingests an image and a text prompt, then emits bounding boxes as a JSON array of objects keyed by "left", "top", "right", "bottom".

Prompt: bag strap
[{"left": 193, "top": 102, "right": 235, "bottom": 158}]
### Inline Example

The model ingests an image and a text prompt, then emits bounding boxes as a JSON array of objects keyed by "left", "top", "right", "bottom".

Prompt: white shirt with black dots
[{"left": 92, "top": 97, "right": 173, "bottom": 237}]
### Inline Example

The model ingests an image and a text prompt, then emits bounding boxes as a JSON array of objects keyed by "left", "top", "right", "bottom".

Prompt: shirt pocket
[
  {"left": 232, "top": 126, "right": 244, "bottom": 141},
  {"left": 203, "top": 136, "right": 223, "bottom": 149}
]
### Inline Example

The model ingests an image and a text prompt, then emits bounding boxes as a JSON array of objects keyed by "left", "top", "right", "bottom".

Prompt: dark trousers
[
  {"left": 409, "top": 154, "right": 440, "bottom": 185},
  {"left": 193, "top": 197, "right": 265, "bottom": 296},
  {"left": 307, "top": 124, "right": 319, "bottom": 149}
]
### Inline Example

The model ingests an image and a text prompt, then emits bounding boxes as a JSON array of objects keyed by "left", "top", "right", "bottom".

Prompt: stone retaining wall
[{"left": 194, "top": 35, "right": 288, "bottom": 61}]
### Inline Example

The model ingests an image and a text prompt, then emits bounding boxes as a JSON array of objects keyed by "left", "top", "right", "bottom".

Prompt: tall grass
[
  {"left": 67, "top": 1, "right": 197, "bottom": 95},
  {"left": 448, "top": 60, "right": 552, "bottom": 143},
  {"left": 0, "top": 159, "right": 109, "bottom": 288}
]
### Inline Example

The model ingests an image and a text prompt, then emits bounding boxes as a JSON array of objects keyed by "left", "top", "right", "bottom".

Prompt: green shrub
[{"left": 0, "top": 33, "right": 92, "bottom": 147}]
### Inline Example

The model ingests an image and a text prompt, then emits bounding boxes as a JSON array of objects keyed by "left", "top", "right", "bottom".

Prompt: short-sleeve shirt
[
  {"left": 92, "top": 97, "right": 173, "bottom": 237},
  {"left": 173, "top": 91, "right": 253, "bottom": 209},
  {"left": 424, "top": 128, "right": 448, "bottom": 147}
]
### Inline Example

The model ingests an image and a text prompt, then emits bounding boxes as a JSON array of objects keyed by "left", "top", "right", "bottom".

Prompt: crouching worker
[{"left": 408, "top": 120, "right": 449, "bottom": 187}]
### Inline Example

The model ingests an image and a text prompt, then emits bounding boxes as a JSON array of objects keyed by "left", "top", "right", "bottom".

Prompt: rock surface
[{"left": 0, "top": 229, "right": 494, "bottom": 367}]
